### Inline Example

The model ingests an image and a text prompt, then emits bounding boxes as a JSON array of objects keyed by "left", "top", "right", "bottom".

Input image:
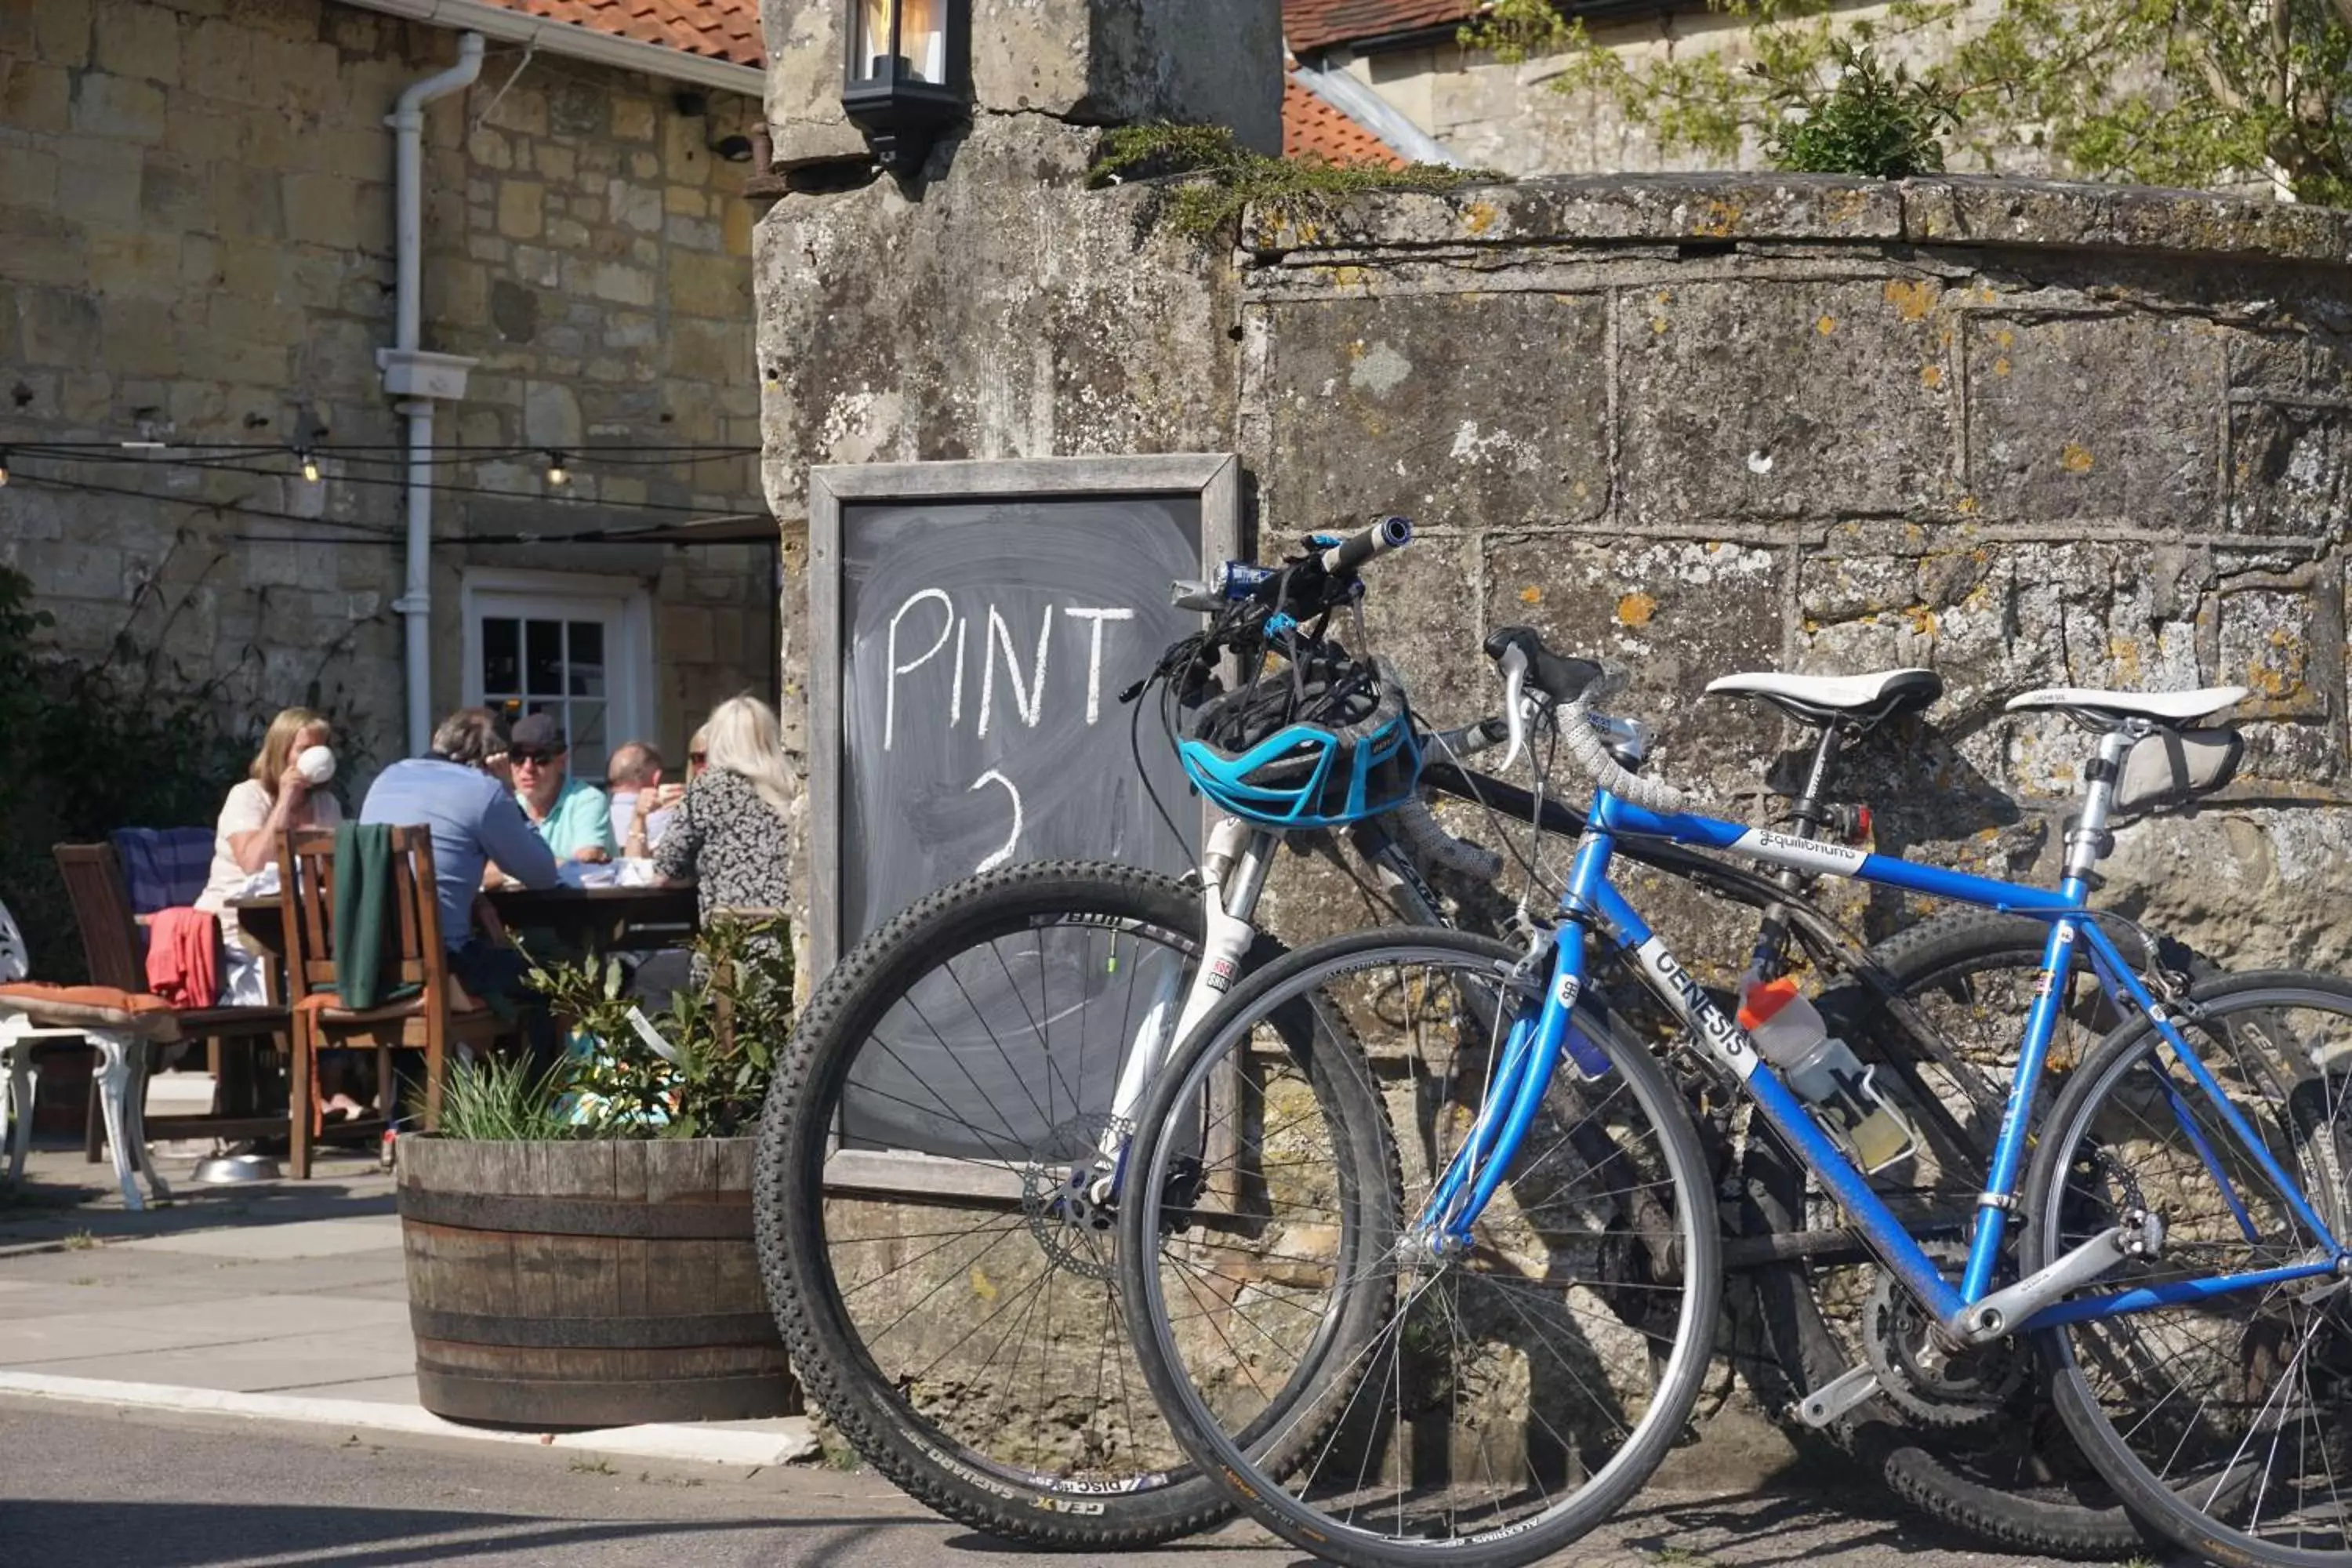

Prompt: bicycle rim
[
  {"left": 1123, "top": 929, "right": 1719, "bottom": 1568},
  {"left": 2031, "top": 975, "right": 2352, "bottom": 1566}
]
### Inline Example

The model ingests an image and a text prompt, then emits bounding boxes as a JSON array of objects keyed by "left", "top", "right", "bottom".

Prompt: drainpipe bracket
[
  {"left": 391, "top": 593, "right": 432, "bottom": 615},
  {"left": 378, "top": 348, "right": 477, "bottom": 401}
]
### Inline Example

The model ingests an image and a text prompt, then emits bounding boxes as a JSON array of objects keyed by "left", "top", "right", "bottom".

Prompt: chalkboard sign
[{"left": 808, "top": 456, "right": 1240, "bottom": 977}]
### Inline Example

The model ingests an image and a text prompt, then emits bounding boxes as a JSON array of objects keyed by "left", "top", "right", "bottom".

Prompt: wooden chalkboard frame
[{"left": 806, "top": 453, "right": 1242, "bottom": 981}]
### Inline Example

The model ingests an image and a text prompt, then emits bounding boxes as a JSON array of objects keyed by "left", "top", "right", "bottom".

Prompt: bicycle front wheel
[
  {"left": 756, "top": 861, "right": 1286, "bottom": 1547},
  {"left": 2024, "top": 969, "right": 2352, "bottom": 1568},
  {"left": 1119, "top": 926, "right": 1720, "bottom": 1568}
]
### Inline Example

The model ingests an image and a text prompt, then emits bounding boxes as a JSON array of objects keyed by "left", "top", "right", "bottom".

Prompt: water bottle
[{"left": 1736, "top": 976, "right": 1918, "bottom": 1174}]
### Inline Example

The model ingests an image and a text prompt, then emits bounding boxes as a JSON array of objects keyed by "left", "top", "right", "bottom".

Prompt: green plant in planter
[{"left": 521, "top": 915, "right": 793, "bottom": 1140}]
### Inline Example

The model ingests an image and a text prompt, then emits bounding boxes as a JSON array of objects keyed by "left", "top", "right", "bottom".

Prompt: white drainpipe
[{"left": 381, "top": 31, "right": 485, "bottom": 757}]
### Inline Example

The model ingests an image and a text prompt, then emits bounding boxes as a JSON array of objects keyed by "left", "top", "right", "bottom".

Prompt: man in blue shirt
[
  {"left": 506, "top": 711, "right": 618, "bottom": 862},
  {"left": 361, "top": 708, "right": 563, "bottom": 1064}
]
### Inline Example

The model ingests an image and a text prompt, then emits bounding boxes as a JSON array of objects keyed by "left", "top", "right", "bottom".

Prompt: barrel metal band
[
  {"left": 410, "top": 1309, "right": 782, "bottom": 1349},
  {"left": 397, "top": 1188, "right": 753, "bottom": 1238}
]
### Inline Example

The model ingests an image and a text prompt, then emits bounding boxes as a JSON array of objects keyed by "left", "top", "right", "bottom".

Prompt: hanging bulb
[
  {"left": 545, "top": 450, "right": 569, "bottom": 487},
  {"left": 297, "top": 448, "right": 321, "bottom": 484}
]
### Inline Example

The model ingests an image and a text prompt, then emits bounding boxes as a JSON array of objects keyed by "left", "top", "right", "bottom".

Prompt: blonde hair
[
  {"left": 249, "top": 707, "right": 332, "bottom": 797},
  {"left": 699, "top": 695, "right": 793, "bottom": 822}
]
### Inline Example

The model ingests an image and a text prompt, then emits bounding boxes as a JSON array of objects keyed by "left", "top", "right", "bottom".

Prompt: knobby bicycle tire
[{"left": 753, "top": 860, "right": 1302, "bottom": 1548}]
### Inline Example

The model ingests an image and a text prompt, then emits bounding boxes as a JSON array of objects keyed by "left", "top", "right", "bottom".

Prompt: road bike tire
[
  {"left": 1119, "top": 926, "right": 1722, "bottom": 1568},
  {"left": 2024, "top": 969, "right": 2352, "bottom": 1568},
  {"left": 1746, "top": 907, "right": 2212, "bottom": 1560},
  {"left": 753, "top": 860, "right": 1300, "bottom": 1548}
]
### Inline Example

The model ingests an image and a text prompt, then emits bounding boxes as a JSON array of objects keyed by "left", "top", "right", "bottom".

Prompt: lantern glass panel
[{"left": 851, "top": 0, "right": 946, "bottom": 84}]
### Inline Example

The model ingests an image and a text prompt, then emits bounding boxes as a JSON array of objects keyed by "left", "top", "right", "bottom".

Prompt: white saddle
[
  {"left": 1706, "top": 667, "right": 1944, "bottom": 719},
  {"left": 2004, "top": 686, "right": 2247, "bottom": 724}
]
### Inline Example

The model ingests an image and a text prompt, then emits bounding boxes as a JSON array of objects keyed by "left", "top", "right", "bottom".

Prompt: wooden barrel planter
[{"left": 397, "top": 1135, "right": 798, "bottom": 1428}]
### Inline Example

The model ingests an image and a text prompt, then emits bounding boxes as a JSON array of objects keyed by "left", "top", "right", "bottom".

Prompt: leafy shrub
[
  {"left": 0, "top": 565, "right": 249, "bottom": 980},
  {"left": 1764, "top": 41, "right": 1959, "bottom": 178},
  {"left": 522, "top": 914, "right": 792, "bottom": 1140}
]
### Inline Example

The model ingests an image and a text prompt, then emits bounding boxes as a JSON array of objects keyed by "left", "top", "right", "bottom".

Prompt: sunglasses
[
  {"left": 510, "top": 747, "right": 561, "bottom": 766},
  {"left": 689, "top": 751, "right": 708, "bottom": 765}
]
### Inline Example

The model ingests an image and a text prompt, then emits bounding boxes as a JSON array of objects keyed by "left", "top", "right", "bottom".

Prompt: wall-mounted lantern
[{"left": 840, "top": 0, "right": 970, "bottom": 174}]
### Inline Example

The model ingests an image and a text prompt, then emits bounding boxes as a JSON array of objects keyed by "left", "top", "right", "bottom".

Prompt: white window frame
[{"left": 459, "top": 568, "right": 656, "bottom": 776}]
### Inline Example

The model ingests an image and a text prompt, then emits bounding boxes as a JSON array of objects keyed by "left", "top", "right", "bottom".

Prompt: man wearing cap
[{"left": 506, "top": 711, "right": 619, "bottom": 864}]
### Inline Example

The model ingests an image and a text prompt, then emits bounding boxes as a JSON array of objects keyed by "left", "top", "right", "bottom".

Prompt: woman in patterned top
[{"left": 653, "top": 695, "right": 793, "bottom": 940}]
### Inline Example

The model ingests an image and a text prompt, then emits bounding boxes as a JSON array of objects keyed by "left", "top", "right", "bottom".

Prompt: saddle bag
[{"left": 2114, "top": 728, "right": 2243, "bottom": 814}]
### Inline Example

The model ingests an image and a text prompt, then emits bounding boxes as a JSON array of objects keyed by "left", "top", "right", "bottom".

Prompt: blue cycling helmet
[{"left": 1178, "top": 654, "right": 1422, "bottom": 828}]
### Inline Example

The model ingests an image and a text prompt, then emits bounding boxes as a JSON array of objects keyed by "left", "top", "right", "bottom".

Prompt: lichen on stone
[{"left": 1087, "top": 122, "right": 1507, "bottom": 241}]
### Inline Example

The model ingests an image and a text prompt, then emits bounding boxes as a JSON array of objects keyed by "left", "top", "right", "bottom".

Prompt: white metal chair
[{"left": 0, "top": 898, "right": 94, "bottom": 1192}]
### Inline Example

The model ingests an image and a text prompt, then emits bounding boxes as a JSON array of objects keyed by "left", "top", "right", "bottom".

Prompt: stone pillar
[{"left": 760, "top": 0, "right": 1284, "bottom": 169}]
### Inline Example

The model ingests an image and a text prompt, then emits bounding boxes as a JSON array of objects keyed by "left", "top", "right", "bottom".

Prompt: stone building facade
[{"left": 0, "top": 0, "right": 775, "bottom": 789}]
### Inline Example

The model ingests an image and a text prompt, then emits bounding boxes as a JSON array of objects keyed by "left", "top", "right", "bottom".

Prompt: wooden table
[{"left": 230, "top": 882, "right": 702, "bottom": 990}]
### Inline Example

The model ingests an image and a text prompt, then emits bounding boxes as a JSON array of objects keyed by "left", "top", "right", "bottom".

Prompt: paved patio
[{"left": 0, "top": 1138, "right": 814, "bottom": 1467}]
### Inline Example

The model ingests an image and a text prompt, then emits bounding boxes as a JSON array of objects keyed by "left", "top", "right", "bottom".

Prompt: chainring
[{"left": 1863, "top": 1240, "right": 2028, "bottom": 1430}]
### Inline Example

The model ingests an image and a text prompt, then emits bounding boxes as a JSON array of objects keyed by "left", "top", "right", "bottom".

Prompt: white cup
[{"left": 296, "top": 745, "right": 337, "bottom": 786}]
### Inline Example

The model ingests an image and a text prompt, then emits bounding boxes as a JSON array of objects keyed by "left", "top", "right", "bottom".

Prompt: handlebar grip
[
  {"left": 1320, "top": 515, "right": 1414, "bottom": 576},
  {"left": 1559, "top": 696, "right": 1690, "bottom": 813},
  {"left": 1483, "top": 626, "right": 1605, "bottom": 705}
]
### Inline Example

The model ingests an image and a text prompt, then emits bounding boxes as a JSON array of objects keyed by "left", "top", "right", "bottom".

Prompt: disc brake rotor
[{"left": 1019, "top": 1113, "right": 1119, "bottom": 1282}]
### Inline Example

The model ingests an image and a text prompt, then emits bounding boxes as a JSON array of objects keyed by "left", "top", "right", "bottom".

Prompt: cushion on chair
[
  {"left": 110, "top": 828, "right": 216, "bottom": 915},
  {"left": 0, "top": 982, "right": 180, "bottom": 1037}
]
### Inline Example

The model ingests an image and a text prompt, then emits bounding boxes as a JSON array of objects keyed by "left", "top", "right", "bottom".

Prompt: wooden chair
[
  {"left": 277, "top": 826, "right": 500, "bottom": 1178},
  {"left": 49, "top": 844, "right": 290, "bottom": 1189}
]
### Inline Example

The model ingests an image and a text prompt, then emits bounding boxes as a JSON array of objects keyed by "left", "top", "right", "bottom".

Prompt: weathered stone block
[
  {"left": 1485, "top": 534, "right": 1783, "bottom": 772},
  {"left": 1620, "top": 278, "right": 1953, "bottom": 524},
  {"left": 19, "top": 287, "right": 101, "bottom": 367},
  {"left": 281, "top": 172, "right": 360, "bottom": 246},
  {"left": 52, "top": 140, "right": 140, "bottom": 227},
  {"left": 0, "top": 143, "right": 61, "bottom": 212},
  {"left": 1964, "top": 313, "right": 2222, "bottom": 528},
  {"left": 2228, "top": 401, "right": 2350, "bottom": 535},
  {"left": 1261, "top": 292, "right": 1608, "bottom": 533},
  {"left": 93, "top": 2, "right": 180, "bottom": 84},
  {"left": 496, "top": 178, "right": 544, "bottom": 240},
  {"left": 662, "top": 604, "right": 716, "bottom": 663},
  {"left": 0, "top": 59, "right": 71, "bottom": 134},
  {"left": 87, "top": 229, "right": 181, "bottom": 301},
  {"left": 33, "top": 0, "right": 92, "bottom": 66}
]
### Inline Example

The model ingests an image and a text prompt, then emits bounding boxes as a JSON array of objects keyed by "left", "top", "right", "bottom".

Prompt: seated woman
[
  {"left": 654, "top": 696, "right": 791, "bottom": 948},
  {"left": 192, "top": 707, "right": 365, "bottom": 1117}
]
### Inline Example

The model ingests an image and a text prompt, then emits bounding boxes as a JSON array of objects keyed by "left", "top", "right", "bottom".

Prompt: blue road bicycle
[{"left": 1116, "top": 644, "right": 2352, "bottom": 1568}]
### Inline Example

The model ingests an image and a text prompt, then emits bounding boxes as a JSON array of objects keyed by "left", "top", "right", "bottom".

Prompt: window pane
[
  {"left": 571, "top": 700, "right": 608, "bottom": 764},
  {"left": 482, "top": 619, "right": 520, "bottom": 696},
  {"left": 568, "top": 620, "right": 606, "bottom": 697},
  {"left": 524, "top": 619, "right": 564, "bottom": 695}
]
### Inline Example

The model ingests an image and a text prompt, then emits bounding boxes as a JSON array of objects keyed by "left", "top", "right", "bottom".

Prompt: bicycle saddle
[
  {"left": 2004, "top": 685, "right": 2247, "bottom": 725},
  {"left": 1705, "top": 667, "right": 1944, "bottom": 728}
]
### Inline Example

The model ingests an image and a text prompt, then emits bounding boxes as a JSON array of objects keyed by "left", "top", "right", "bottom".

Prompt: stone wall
[
  {"left": 760, "top": 134, "right": 2352, "bottom": 984},
  {"left": 0, "top": 0, "right": 772, "bottom": 786}
]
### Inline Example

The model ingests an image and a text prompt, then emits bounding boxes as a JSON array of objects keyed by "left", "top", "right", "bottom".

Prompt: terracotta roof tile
[
  {"left": 476, "top": 0, "right": 766, "bottom": 70},
  {"left": 1282, "top": 72, "right": 1406, "bottom": 169},
  {"left": 1285, "top": 0, "right": 1482, "bottom": 55}
]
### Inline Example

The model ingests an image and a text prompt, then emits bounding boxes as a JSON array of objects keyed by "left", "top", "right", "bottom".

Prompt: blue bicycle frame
[{"left": 1414, "top": 786, "right": 2350, "bottom": 1344}]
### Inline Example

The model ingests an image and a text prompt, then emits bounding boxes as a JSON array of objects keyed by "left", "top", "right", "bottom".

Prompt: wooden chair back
[
  {"left": 276, "top": 826, "right": 452, "bottom": 1010},
  {"left": 53, "top": 844, "right": 146, "bottom": 993}
]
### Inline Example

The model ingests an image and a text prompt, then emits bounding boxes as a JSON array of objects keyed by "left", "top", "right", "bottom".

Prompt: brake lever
[{"left": 1499, "top": 644, "right": 1530, "bottom": 772}]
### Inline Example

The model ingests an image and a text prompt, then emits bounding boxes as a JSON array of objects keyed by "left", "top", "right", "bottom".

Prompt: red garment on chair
[{"left": 144, "top": 906, "right": 221, "bottom": 1009}]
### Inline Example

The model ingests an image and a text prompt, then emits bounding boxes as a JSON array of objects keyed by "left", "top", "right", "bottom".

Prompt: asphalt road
[{"left": 0, "top": 1395, "right": 2109, "bottom": 1567}]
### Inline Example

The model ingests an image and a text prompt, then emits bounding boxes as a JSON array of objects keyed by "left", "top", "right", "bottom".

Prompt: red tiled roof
[
  {"left": 1285, "top": 0, "right": 1482, "bottom": 54},
  {"left": 477, "top": 0, "right": 766, "bottom": 69},
  {"left": 1283, "top": 73, "right": 1406, "bottom": 168}
]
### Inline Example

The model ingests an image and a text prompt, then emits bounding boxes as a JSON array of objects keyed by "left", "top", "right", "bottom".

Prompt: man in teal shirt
[{"left": 506, "top": 711, "right": 618, "bottom": 863}]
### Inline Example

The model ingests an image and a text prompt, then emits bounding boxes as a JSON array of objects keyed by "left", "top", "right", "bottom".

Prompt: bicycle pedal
[{"left": 1794, "top": 1364, "right": 1880, "bottom": 1430}]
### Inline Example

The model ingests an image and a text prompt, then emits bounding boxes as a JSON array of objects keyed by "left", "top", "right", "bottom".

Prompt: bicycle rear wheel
[
  {"left": 754, "top": 862, "right": 1290, "bottom": 1546},
  {"left": 1120, "top": 926, "right": 1719, "bottom": 1568},
  {"left": 2025, "top": 970, "right": 2352, "bottom": 1568}
]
